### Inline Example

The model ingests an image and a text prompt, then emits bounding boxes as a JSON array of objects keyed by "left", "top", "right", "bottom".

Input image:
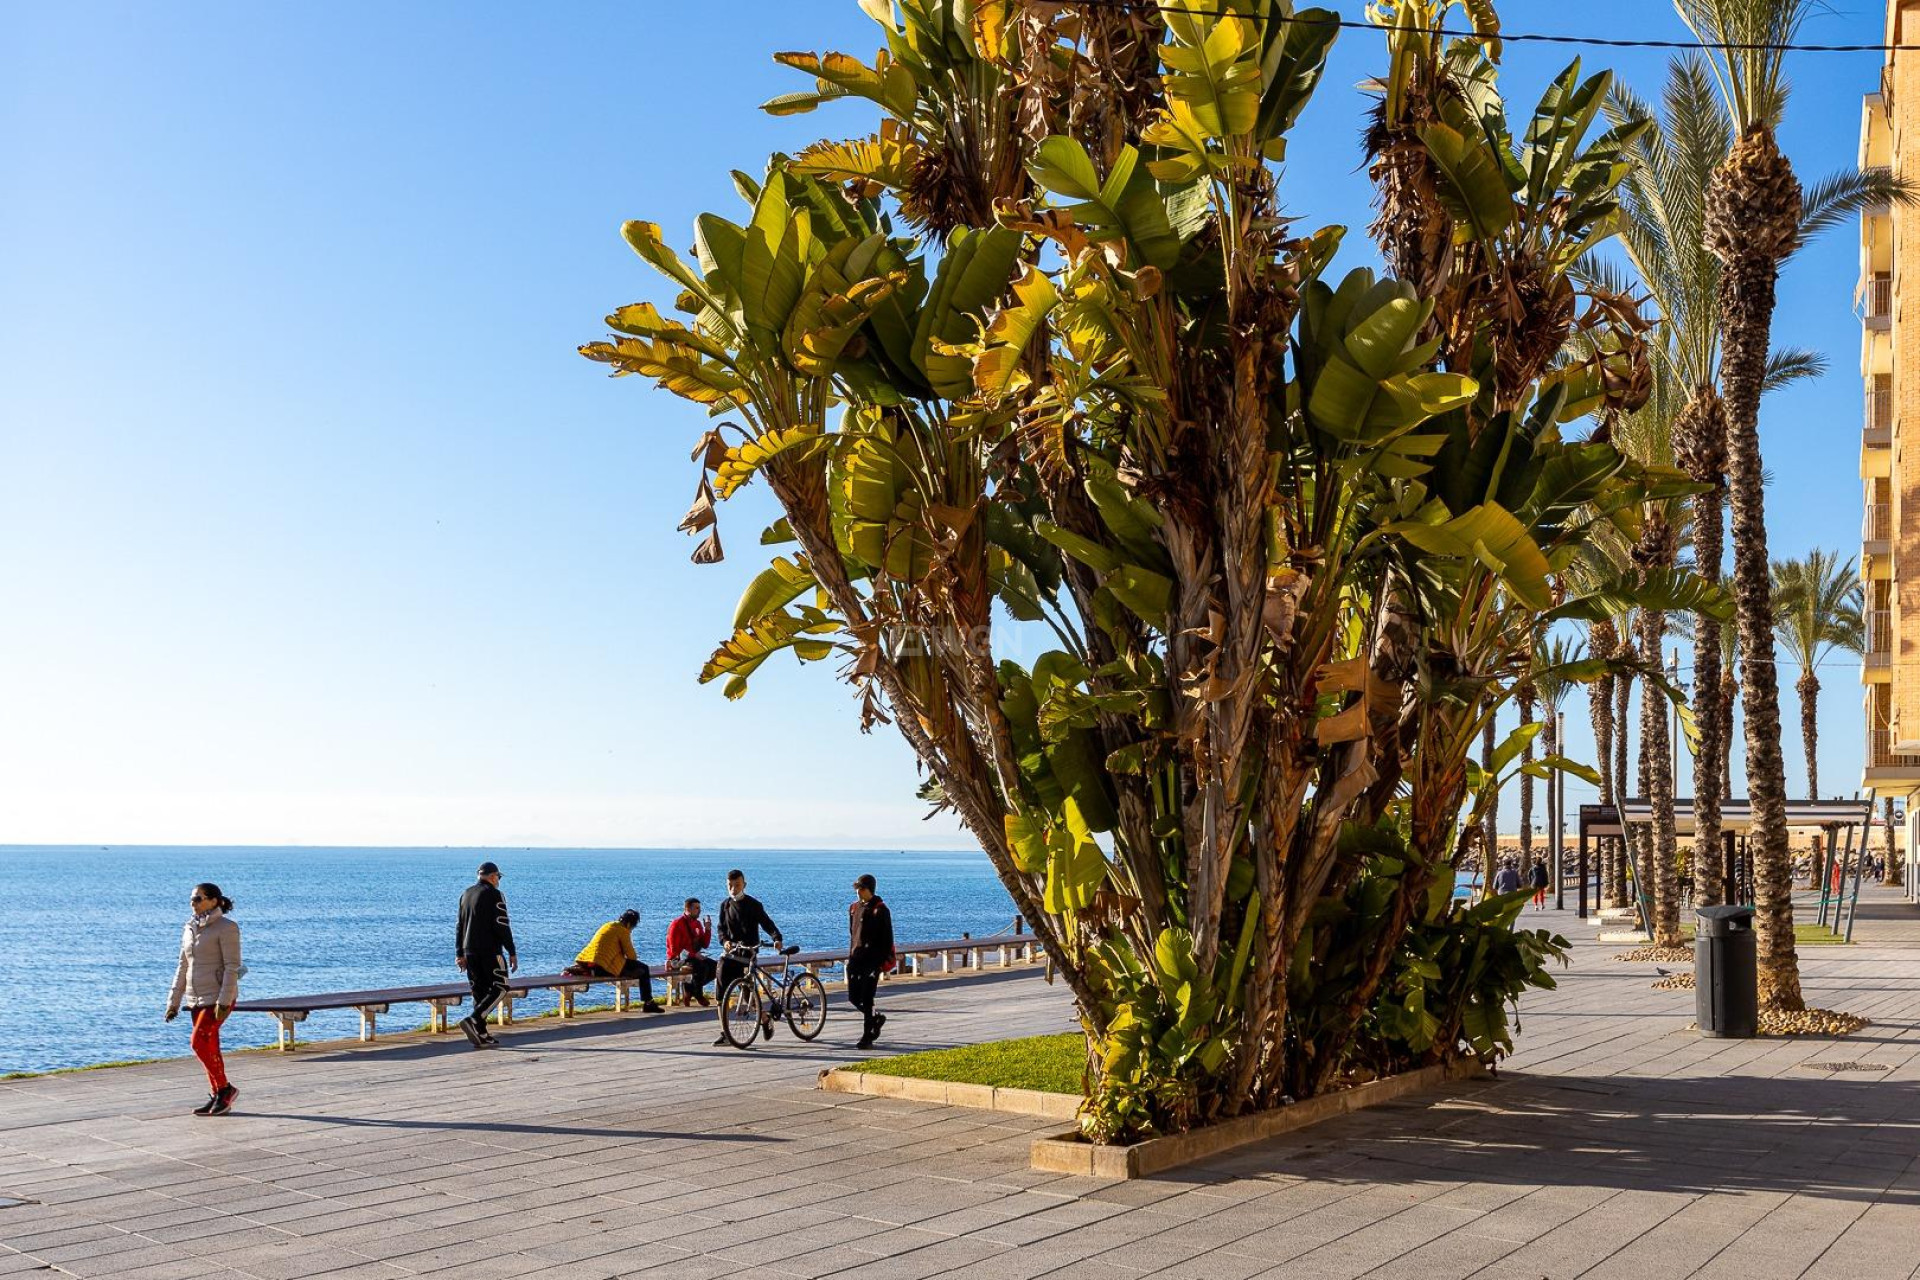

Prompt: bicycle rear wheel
[
  {"left": 719, "top": 977, "right": 763, "bottom": 1049},
  {"left": 784, "top": 972, "right": 827, "bottom": 1041}
]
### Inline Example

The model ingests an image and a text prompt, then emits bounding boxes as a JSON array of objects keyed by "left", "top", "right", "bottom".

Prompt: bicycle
[{"left": 717, "top": 941, "right": 827, "bottom": 1048}]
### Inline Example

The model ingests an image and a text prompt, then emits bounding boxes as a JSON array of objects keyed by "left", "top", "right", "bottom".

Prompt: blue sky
[{"left": 0, "top": 2, "right": 1887, "bottom": 848}]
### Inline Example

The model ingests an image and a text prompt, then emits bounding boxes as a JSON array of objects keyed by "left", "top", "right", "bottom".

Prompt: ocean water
[{"left": 0, "top": 846, "right": 1015, "bottom": 1076}]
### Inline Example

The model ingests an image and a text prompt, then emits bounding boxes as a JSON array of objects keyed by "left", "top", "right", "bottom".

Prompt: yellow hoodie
[{"left": 576, "top": 921, "right": 638, "bottom": 974}]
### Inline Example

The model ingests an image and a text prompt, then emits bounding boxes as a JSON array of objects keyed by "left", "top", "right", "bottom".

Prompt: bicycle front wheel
[
  {"left": 785, "top": 972, "right": 827, "bottom": 1041},
  {"left": 719, "top": 977, "right": 763, "bottom": 1049}
]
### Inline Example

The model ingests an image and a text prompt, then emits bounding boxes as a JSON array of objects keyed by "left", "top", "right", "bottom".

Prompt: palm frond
[
  {"left": 1761, "top": 345, "right": 1826, "bottom": 393},
  {"left": 1796, "top": 166, "right": 1920, "bottom": 249}
]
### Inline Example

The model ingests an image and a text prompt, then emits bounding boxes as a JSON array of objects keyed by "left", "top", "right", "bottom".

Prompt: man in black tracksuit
[
  {"left": 847, "top": 873, "right": 895, "bottom": 1050},
  {"left": 714, "top": 868, "right": 781, "bottom": 1045},
  {"left": 455, "top": 861, "right": 517, "bottom": 1049}
]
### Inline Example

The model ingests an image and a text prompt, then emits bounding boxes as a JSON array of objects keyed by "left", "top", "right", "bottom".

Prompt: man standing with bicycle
[
  {"left": 847, "top": 874, "right": 895, "bottom": 1050},
  {"left": 714, "top": 869, "right": 782, "bottom": 1045}
]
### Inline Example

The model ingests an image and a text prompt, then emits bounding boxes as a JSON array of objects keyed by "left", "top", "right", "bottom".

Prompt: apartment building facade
[{"left": 1861, "top": 0, "right": 1920, "bottom": 897}]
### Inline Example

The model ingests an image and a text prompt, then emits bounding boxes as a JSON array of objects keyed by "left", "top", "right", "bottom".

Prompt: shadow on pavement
[{"left": 1153, "top": 1071, "right": 1920, "bottom": 1206}]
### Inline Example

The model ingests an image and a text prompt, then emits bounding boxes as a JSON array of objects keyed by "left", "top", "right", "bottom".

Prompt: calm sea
[{"left": 0, "top": 846, "right": 1016, "bottom": 1076}]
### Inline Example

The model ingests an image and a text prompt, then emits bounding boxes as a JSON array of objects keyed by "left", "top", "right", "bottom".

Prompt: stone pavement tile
[
  {"left": 97, "top": 1261, "right": 237, "bottom": 1280},
  {"left": 1688, "top": 1195, "right": 1878, "bottom": 1280},
  {"left": 1260, "top": 1201, "right": 1491, "bottom": 1280},
  {"left": 1802, "top": 1199, "right": 1920, "bottom": 1280},
  {"left": 823, "top": 1234, "right": 1020, "bottom": 1280},
  {"left": 194, "top": 1241, "right": 379, "bottom": 1280},
  {"left": 1132, "top": 1245, "right": 1278, "bottom": 1280}
]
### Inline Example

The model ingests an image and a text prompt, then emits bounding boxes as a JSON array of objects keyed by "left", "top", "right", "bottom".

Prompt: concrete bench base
[{"left": 1029, "top": 1057, "right": 1489, "bottom": 1179}]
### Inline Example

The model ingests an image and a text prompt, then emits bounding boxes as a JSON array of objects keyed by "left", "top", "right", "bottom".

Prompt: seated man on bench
[{"left": 571, "top": 910, "right": 662, "bottom": 1013}]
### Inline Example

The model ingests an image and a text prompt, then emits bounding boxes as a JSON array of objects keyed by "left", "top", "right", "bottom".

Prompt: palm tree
[
  {"left": 1667, "top": 0, "right": 1909, "bottom": 1006},
  {"left": 1532, "top": 635, "right": 1587, "bottom": 896},
  {"left": 1587, "top": 616, "right": 1621, "bottom": 904},
  {"left": 1609, "top": 53, "right": 1898, "bottom": 909},
  {"left": 1884, "top": 796, "right": 1902, "bottom": 887},
  {"left": 1517, "top": 671, "right": 1537, "bottom": 866},
  {"left": 1771, "top": 550, "right": 1865, "bottom": 801}
]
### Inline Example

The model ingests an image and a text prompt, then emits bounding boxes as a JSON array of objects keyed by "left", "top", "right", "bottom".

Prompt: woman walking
[
  {"left": 1529, "top": 858, "right": 1550, "bottom": 910},
  {"left": 165, "top": 882, "right": 242, "bottom": 1116}
]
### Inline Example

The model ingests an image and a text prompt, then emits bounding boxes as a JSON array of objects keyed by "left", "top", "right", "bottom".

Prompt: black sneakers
[
  {"left": 204, "top": 1085, "right": 238, "bottom": 1117},
  {"left": 641, "top": 1001, "right": 663, "bottom": 1014},
  {"left": 192, "top": 1093, "right": 219, "bottom": 1116},
  {"left": 712, "top": 1034, "right": 729, "bottom": 1047},
  {"left": 761, "top": 1020, "right": 775, "bottom": 1041},
  {"left": 871, "top": 1014, "right": 887, "bottom": 1044},
  {"left": 459, "top": 1016, "right": 485, "bottom": 1049}
]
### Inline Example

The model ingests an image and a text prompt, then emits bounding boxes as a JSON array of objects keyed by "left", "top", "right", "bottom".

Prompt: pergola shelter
[{"left": 1575, "top": 799, "right": 1877, "bottom": 938}]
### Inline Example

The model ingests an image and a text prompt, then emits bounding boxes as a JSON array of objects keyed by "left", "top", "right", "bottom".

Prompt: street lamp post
[{"left": 1553, "top": 710, "right": 1566, "bottom": 910}]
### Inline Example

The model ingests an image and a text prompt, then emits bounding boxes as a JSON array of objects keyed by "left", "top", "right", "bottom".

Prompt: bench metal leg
[
  {"left": 426, "top": 997, "right": 463, "bottom": 1033},
  {"left": 909, "top": 954, "right": 923, "bottom": 977},
  {"left": 496, "top": 992, "right": 515, "bottom": 1026},
  {"left": 560, "top": 987, "right": 576, "bottom": 1019},
  {"left": 354, "top": 1004, "right": 388, "bottom": 1042},
  {"left": 273, "top": 1013, "right": 305, "bottom": 1051},
  {"left": 614, "top": 981, "right": 631, "bottom": 1013},
  {"left": 942, "top": 951, "right": 953, "bottom": 974}
]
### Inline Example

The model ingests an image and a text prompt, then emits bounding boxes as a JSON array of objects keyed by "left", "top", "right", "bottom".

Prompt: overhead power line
[{"left": 1062, "top": 0, "right": 1920, "bottom": 54}]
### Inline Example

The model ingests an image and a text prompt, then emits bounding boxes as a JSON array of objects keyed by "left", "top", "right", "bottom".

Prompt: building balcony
[
  {"left": 1864, "top": 500, "right": 1893, "bottom": 553},
  {"left": 1866, "top": 385, "right": 1893, "bottom": 448},
  {"left": 1864, "top": 273, "right": 1893, "bottom": 329},
  {"left": 1866, "top": 607, "right": 1892, "bottom": 681},
  {"left": 1867, "top": 726, "right": 1920, "bottom": 780}
]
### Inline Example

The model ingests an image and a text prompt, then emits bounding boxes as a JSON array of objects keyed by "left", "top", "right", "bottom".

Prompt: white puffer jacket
[{"left": 168, "top": 910, "right": 242, "bottom": 1012}]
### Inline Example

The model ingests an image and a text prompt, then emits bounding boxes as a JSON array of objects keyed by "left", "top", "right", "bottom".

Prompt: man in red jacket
[{"left": 666, "top": 898, "right": 716, "bottom": 1007}]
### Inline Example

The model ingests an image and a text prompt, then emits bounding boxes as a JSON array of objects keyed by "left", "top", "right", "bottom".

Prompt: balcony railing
[
  {"left": 1866, "top": 386, "right": 1893, "bottom": 437},
  {"left": 1866, "top": 273, "right": 1894, "bottom": 322},
  {"left": 1867, "top": 608, "right": 1892, "bottom": 668},
  {"left": 1868, "top": 727, "right": 1920, "bottom": 769},
  {"left": 1865, "top": 502, "right": 1893, "bottom": 542}
]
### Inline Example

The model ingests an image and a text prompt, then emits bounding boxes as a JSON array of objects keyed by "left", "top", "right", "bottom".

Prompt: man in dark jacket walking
[
  {"left": 714, "top": 869, "right": 782, "bottom": 1045},
  {"left": 456, "top": 861, "right": 517, "bottom": 1049},
  {"left": 847, "top": 874, "right": 895, "bottom": 1050}
]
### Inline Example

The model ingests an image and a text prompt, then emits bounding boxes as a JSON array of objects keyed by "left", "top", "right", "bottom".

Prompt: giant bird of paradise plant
[{"left": 584, "top": 0, "right": 1723, "bottom": 1141}]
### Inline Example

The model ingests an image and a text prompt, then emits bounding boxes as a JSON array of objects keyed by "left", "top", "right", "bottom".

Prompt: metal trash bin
[{"left": 1695, "top": 904, "right": 1758, "bottom": 1038}]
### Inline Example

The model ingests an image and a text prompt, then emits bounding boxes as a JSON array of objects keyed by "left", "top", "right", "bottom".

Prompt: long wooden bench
[{"left": 231, "top": 921, "right": 1039, "bottom": 1050}]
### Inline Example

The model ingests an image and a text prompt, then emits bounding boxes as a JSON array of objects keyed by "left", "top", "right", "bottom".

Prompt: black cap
[
  {"left": 853, "top": 873, "right": 876, "bottom": 892},
  {"left": 477, "top": 861, "right": 501, "bottom": 877}
]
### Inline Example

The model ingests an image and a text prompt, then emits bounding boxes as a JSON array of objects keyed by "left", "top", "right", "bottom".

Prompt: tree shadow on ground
[
  {"left": 242, "top": 1113, "right": 785, "bottom": 1142},
  {"left": 1158, "top": 1072, "right": 1920, "bottom": 1206}
]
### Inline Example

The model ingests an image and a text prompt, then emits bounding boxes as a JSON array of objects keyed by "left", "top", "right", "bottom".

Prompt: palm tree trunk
[
  {"left": 1590, "top": 622, "right": 1618, "bottom": 910},
  {"left": 1797, "top": 669, "right": 1820, "bottom": 800},
  {"left": 1483, "top": 715, "right": 1498, "bottom": 884},
  {"left": 1518, "top": 682, "right": 1536, "bottom": 864},
  {"left": 1721, "top": 665, "right": 1738, "bottom": 800},
  {"left": 1705, "top": 123, "right": 1804, "bottom": 1010},
  {"left": 1886, "top": 795, "right": 1903, "bottom": 886},
  {"left": 1679, "top": 391, "right": 1727, "bottom": 907},
  {"left": 1612, "top": 637, "right": 1636, "bottom": 908},
  {"left": 1637, "top": 519, "right": 1682, "bottom": 946}
]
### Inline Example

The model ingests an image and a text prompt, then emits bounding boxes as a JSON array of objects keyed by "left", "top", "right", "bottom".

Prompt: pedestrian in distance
[
  {"left": 1529, "top": 857, "right": 1550, "bottom": 909},
  {"left": 1492, "top": 859, "right": 1523, "bottom": 896},
  {"left": 572, "top": 910, "right": 663, "bottom": 1012},
  {"left": 714, "top": 869, "right": 782, "bottom": 1046},
  {"left": 847, "top": 873, "right": 895, "bottom": 1051},
  {"left": 455, "top": 860, "right": 517, "bottom": 1049},
  {"left": 666, "top": 898, "right": 717, "bottom": 1006},
  {"left": 166, "top": 882, "right": 242, "bottom": 1116}
]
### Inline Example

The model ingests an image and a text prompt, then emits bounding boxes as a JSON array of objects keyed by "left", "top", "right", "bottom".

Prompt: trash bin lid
[{"left": 1696, "top": 904, "right": 1755, "bottom": 934}]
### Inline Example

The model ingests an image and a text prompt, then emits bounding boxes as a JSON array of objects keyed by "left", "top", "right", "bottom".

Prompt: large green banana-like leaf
[
  {"left": 714, "top": 425, "right": 823, "bottom": 499},
  {"left": 1159, "top": 9, "right": 1262, "bottom": 138},
  {"left": 1417, "top": 120, "right": 1515, "bottom": 243},
  {"left": 1043, "top": 796, "right": 1107, "bottom": 914},
  {"left": 732, "top": 556, "right": 817, "bottom": 630},
  {"left": 972, "top": 263, "right": 1058, "bottom": 398},
  {"left": 790, "top": 126, "right": 923, "bottom": 197},
  {"left": 838, "top": 431, "right": 934, "bottom": 579},
  {"left": 700, "top": 606, "right": 838, "bottom": 700},
  {"left": 766, "top": 50, "right": 918, "bottom": 119},
  {"left": 578, "top": 336, "right": 748, "bottom": 411},
  {"left": 1386, "top": 502, "right": 1552, "bottom": 610},
  {"left": 911, "top": 225, "right": 1022, "bottom": 398},
  {"left": 604, "top": 302, "right": 734, "bottom": 363},
  {"left": 1253, "top": 6, "right": 1339, "bottom": 149},
  {"left": 739, "top": 174, "right": 813, "bottom": 338},
  {"left": 1025, "top": 139, "right": 1188, "bottom": 272}
]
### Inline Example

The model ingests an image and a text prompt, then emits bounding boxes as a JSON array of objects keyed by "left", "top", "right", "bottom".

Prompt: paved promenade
[{"left": 1, "top": 890, "right": 1915, "bottom": 1280}]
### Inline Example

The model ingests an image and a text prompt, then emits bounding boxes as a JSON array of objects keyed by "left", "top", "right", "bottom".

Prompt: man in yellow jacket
[{"left": 574, "top": 910, "right": 663, "bottom": 1013}]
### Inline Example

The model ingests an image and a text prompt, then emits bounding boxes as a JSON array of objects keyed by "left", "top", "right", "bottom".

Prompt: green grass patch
[
  {"left": 851, "top": 1033, "right": 1085, "bottom": 1095},
  {"left": 1676, "top": 922, "right": 1849, "bottom": 946},
  {"left": 3, "top": 1058, "right": 162, "bottom": 1081}
]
